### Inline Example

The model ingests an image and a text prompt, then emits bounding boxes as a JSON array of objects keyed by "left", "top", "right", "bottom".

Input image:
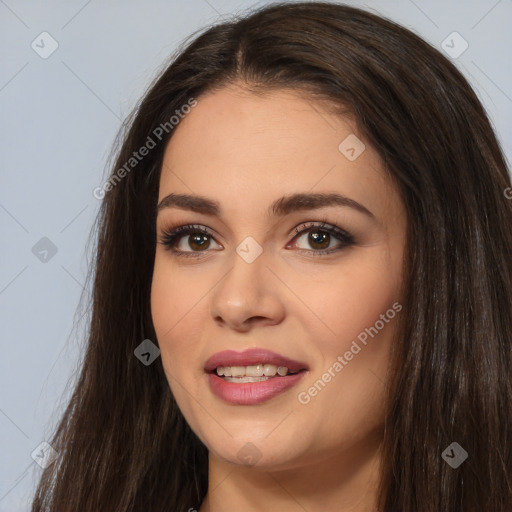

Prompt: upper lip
[{"left": 204, "top": 348, "right": 309, "bottom": 373}]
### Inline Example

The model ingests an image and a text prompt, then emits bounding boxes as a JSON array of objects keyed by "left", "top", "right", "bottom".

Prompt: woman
[{"left": 31, "top": 2, "right": 512, "bottom": 511}]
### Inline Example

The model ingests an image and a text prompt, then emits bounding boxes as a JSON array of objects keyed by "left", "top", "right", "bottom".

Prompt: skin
[{"left": 150, "top": 83, "right": 407, "bottom": 512}]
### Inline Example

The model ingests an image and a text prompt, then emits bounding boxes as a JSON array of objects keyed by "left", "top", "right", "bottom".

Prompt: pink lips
[
  {"left": 205, "top": 348, "right": 309, "bottom": 405},
  {"left": 204, "top": 348, "right": 308, "bottom": 373}
]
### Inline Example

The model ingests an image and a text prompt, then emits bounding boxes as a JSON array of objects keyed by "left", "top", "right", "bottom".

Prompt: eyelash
[{"left": 157, "top": 220, "right": 355, "bottom": 258}]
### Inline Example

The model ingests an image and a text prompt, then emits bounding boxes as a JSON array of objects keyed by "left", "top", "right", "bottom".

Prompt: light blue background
[{"left": 1, "top": 0, "right": 511, "bottom": 509}]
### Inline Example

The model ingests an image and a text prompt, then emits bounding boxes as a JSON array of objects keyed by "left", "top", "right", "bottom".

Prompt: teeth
[
  {"left": 230, "top": 366, "right": 246, "bottom": 377},
  {"left": 263, "top": 364, "right": 277, "bottom": 376},
  {"left": 216, "top": 364, "right": 296, "bottom": 378},
  {"left": 246, "top": 364, "right": 264, "bottom": 377},
  {"left": 223, "top": 376, "right": 269, "bottom": 383}
]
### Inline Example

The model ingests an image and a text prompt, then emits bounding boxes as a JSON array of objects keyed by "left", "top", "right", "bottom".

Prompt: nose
[{"left": 209, "top": 249, "right": 286, "bottom": 332}]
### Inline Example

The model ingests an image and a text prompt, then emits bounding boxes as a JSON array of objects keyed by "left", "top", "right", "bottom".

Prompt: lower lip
[{"left": 207, "top": 371, "right": 307, "bottom": 405}]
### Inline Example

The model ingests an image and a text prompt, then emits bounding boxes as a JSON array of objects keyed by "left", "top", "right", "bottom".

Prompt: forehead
[{"left": 158, "top": 85, "right": 400, "bottom": 222}]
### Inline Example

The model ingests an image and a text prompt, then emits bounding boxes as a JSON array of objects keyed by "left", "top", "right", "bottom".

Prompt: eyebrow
[{"left": 157, "top": 192, "right": 375, "bottom": 219}]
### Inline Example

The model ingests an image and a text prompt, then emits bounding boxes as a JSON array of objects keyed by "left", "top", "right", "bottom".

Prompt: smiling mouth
[
  {"left": 213, "top": 363, "right": 305, "bottom": 382},
  {"left": 205, "top": 350, "right": 309, "bottom": 404}
]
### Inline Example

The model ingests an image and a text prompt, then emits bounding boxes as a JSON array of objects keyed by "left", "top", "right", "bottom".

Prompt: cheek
[
  {"left": 150, "top": 255, "right": 215, "bottom": 401},
  {"left": 150, "top": 269, "right": 199, "bottom": 423},
  {"left": 290, "top": 251, "right": 402, "bottom": 350},
  {"left": 150, "top": 255, "right": 205, "bottom": 338},
  {"left": 291, "top": 251, "right": 401, "bottom": 431},
  {"left": 150, "top": 258, "right": 197, "bottom": 376}
]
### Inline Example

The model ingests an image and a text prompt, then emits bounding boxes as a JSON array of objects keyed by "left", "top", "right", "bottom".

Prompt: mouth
[
  {"left": 204, "top": 348, "right": 309, "bottom": 405},
  {"left": 212, "top": 364, "right": 303, "bottom": 382}
]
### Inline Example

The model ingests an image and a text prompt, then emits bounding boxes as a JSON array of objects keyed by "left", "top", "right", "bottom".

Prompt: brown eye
[
  {"left": 159, "top": 224, "right": 223, "bottom": 256},
  {"left": 307, "top": 230, "right": 331, "bottom": 250},
  {"left": 289, "top": 222, "right": 355, "bottom": 255},
  {"left": 188, "top": 233, "right": 211, "bottom": 251}
]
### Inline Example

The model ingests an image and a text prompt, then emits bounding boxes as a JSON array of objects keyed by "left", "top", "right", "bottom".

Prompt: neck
[{"left": 198, "top": 432, "right": 384, "bottom": 512}]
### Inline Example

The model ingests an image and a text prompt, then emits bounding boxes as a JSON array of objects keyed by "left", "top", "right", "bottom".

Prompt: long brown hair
[{"left": 31, "top": 2, "right": 512, "bottom": 510}]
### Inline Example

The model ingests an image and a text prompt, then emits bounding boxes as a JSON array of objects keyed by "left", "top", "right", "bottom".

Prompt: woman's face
[{"left": 151, "top": 84, "right": 406, "bottom": 471}]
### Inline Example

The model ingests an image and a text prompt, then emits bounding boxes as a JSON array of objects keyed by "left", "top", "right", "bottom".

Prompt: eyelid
[
  {"left": 288, "top": 219, "right": 354, "bottom": 242},
  {"left": 157, "top": 223, "right": 223, "bottom": 257},
  {"left": 286, "top": 220, "right": 355, "bottom": 253},
  {"left": 158, "top": 219, "right": 355, "bottom": 256}
]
